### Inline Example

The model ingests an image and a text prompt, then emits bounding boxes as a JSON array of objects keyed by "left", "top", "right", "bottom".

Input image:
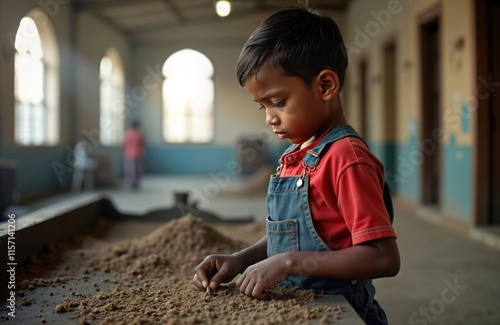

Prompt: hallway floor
[
  {"left": 374, "top": 202, "right": 500, "bottom": 325},
  {"left": 21, "top": 175, "right": 500, "bottom": 324}
]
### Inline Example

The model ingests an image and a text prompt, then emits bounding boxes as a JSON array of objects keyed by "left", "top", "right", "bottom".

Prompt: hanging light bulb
[{"left": 215, "top": 0, "right": 231, "bottom": 18}]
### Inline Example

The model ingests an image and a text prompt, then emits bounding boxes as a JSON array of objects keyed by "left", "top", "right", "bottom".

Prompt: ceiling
[{"left": 73, "top": 0, "right": 353, "bottom": 44}]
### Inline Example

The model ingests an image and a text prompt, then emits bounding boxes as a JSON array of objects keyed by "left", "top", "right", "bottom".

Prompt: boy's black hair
[{"left": 236, "top": 6, "right": 348, "bottom": 89}]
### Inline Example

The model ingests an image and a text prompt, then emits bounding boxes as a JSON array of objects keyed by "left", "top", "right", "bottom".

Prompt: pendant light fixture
[{"left": 215, "top": 0, "right": 231, "bottom": 18}]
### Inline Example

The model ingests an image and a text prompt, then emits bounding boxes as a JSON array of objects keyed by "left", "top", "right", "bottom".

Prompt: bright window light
[
  {"left": 162, "top": 49, "right": 214, "bottom": 143},
  {"left": 14, "top": 12, "right": 59, "bottom": 146},
  {"left": 99, "top": 48, "right": 124, "bottom": 146}
]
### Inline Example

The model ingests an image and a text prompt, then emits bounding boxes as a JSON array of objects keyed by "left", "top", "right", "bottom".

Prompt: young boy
[{"left": 192, "top": 6, "right": 400, "bottom": 324}]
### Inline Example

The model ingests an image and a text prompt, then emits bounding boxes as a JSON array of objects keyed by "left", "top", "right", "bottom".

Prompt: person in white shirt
[{"left": 71, "top": 139, "right": 96, "bottom": 192}]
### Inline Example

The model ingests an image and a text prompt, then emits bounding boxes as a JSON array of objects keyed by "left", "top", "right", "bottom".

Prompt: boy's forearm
[
  {"left": 284, "top": 238, "right": 400, "bottom": 280},
  {"left": 238, "top": 235, "right": 268, "bottom": 268}
]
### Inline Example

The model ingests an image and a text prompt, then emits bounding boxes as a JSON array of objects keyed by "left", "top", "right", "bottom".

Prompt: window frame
[
  {"left": 13, "top": 9, "right": 59, "bottom": 147},
  {"left": 99, "top": 47, "right": 125, "bottom": 147}
]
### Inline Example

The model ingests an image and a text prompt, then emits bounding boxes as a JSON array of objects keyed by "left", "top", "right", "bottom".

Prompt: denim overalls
[{"left": 266, "top": 125, "right": 390, "bottom": 324}]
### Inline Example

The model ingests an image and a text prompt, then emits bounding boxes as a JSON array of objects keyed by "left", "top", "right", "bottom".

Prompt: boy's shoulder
[{"left": 321, "top": 136, "right": 383, "bottom": 171}]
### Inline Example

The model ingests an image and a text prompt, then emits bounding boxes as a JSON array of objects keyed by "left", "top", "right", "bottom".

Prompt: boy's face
[{"left": 244, "top": 66, "right": 330, "bottom": 144}]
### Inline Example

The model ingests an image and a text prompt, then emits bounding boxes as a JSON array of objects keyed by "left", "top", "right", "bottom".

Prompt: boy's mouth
[{"left": 274, "top": 131, "right": 287, "bottom": 139}]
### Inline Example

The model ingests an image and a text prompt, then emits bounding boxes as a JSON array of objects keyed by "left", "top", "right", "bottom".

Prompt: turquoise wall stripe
[
  {"left": 0, "top": 146, "right": 68, "bottom": 200},
  {"left": 394, "top": 137, "right": 421, "bottom": 202},
  {"left": 93, "top": 146, "right": 124, "bottom": 178},
  {"left": 0, "top": 145, "right": 124, "bottom": 200},
  {"left": 371, "top": 135, "right": 471, "bottom": 222},
  {"left": 367, "top": 140, "right": 384, "bottom": 162},
  {"left": 369, "top": 142, "right": 398, "bottom": 193},
  {"left": 0, "top": 142, "right": 284, "bottom": 199},
  {"left": 1, "top": 136, "right": 472, "bottom": 223},
  {"left": 365, "top": 140, "right": 400, "bottom": 194},
  {"left": 443, "top": 134, "right": 471, "bottom": 222},
  {"left": 145, "top": 145, "right": 235, "bottom": 174},
  {"left": 145, "top": 143, "right": 285, "bottom": 174},
  {"left": 384, "top": 142, "right": 397, "bottom": 192}
]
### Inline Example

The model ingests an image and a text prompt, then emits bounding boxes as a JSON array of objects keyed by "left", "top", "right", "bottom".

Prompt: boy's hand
[
  {"left": 235, "top": 253, "right": 289, "bottom": 300},
  {"left": 192, "top": 254, "right": 243, "bottom": 291}
]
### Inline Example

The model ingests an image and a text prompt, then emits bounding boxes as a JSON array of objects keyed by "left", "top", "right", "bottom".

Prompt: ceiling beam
[
  {"left": 162, "top": 0, "right": 187, "bottom": 22},
  {"left": 74, "top": 0, "right": 161, "bottom": 12},
  {"left": 85, "top": 8, "right": 129, "bottom": 40}
]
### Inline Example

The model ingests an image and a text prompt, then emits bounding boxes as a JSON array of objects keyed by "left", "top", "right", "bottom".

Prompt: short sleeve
[{"left": 337, "top": 163, "right": 397, "bottom": 245}]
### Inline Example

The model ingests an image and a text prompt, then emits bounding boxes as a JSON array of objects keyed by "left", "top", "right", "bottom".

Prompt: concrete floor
[
  {"left": 18, "top": 175, "right": 500, "bottom": 324},
  {"left": 374, "top": 202, "right": 500, "bottom": 325}
]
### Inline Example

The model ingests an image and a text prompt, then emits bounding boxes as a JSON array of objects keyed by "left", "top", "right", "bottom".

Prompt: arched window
[
  {"left": 162, "top": 49, "right": 214, "bottom": 143},
  {"left": 14, "top": 9, "right": 59, "bottom": 145},
  {"left": 100, "top": 48, "right": 125, "bottom": 146}
]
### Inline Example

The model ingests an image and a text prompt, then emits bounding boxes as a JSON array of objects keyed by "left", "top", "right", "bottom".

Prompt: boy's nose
[{"left": 266, "top": 111, "right": 279, "bottom": 126}]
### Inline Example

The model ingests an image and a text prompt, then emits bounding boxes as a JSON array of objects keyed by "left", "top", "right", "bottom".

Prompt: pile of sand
[
  {"left": 10, "top": 215, "right": 340, "bottom": 324},
  {"left": 85, "top": 215, "right": 246, "bottom": 280}
]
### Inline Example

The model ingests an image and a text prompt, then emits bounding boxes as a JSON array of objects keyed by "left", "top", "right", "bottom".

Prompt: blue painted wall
[
  {"left": 146, "top": 145, "right": 235, "bottom": 174},
  {"left": 145, "top": 142, "right": 286, "bottom": 174},
  {"left": 2, "top": 135, "right": 472, "bottom": 223},
  {"left": 0, "top": 145, "right": 124, "bottom": 200},
  {"left": 0, "top": 140, "right": 287, "bottom": 200},
  {"left": 0, "top": 146, "right": 69, "bottom": 200},
  {"left": 368, "top": 141, "right": 398, "bottom": 194},
  {"left": 393, "top": 137, "right": 421, "bottom": 203},
  {"left": 443, "top": 135, "right": 472, "bottom": 222},
  {"left": 372, "top": 134, "right": 472, "bottom": 223}
]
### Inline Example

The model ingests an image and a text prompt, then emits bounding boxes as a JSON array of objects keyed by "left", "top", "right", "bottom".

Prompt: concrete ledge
[
  {"left": 0, "top": 193, "right": 102, "bottom": 236},
  {"left": 0, "top": 192, "right": 255, "bottom": 269},
  {"left": 0, "top": 193, "right": 104, "bottom": 268}
]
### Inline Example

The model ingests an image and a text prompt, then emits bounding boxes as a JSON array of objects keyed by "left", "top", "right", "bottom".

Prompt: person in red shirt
[
  {"left": 192, "top": 6, "right": 400, "bottom": 324},
  {"left": 124, "top": 119, "right": 145, "bottom": 190}
]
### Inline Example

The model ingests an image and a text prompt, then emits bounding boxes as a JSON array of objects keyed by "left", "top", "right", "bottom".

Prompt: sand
[{"left": 2, "top": 215, "right": 343, "bottom": 324}]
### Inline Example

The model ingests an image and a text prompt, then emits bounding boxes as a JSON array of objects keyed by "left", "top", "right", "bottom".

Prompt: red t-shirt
[
  {"left": 124, "top": 129, "right": 145, "bottom": 159},
  {"left": 279, "top": 135, "right": 396, "bottom": 250}
]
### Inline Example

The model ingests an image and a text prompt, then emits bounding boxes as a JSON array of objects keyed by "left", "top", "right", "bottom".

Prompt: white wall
[
  {"left": 344, "top": 0, "right": 475, "bottom": 145},
  {"left": 74, "top": 12, "right": 131, "bottom": 146}
]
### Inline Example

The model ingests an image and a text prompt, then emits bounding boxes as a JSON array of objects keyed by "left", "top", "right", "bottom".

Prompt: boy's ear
[{"left": 317, "top": 69, "right": 340, "bottom": 100}]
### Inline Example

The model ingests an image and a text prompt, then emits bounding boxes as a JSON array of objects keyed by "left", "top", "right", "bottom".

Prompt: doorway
[
  {"left": 419, "top": 14, "right": 441, "bottom": 206},
  {"left": 476, "top": 0, "right": 500, "bottom": 225},
  {"left": 383, "top": 42, "right": 397, "bottom": 193}
]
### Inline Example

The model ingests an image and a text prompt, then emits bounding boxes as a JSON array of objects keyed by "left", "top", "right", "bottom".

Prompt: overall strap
[
  {"left": 281, "top": 142, "right": 298, "bottom": 156},
  {"left": 278, "top": 125, "right": 364, "bottom": 164},
  {"left": 303, "top": 125, "right": 364, "bottom": 168}
]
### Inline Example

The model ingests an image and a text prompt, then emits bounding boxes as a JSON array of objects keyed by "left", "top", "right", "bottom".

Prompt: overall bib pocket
[{"left": 266, "top": 216, "right": 299, "bottom": 257}]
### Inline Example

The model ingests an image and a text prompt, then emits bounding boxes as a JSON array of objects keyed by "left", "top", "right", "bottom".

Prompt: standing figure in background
[
  {"left": 72, "top": 139, "right": 96, "bottom": 192},
  {"left": 124, "top": 119, "right": 145, "bottom": 190}
]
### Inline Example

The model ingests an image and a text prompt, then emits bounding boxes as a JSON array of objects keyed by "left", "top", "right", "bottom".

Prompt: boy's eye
[
  {"left": 273, "top": 99, "right": 286, "bottom": 107},
  {"left": 257, "top": 99, "right": 285, "bottom": 110}
]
